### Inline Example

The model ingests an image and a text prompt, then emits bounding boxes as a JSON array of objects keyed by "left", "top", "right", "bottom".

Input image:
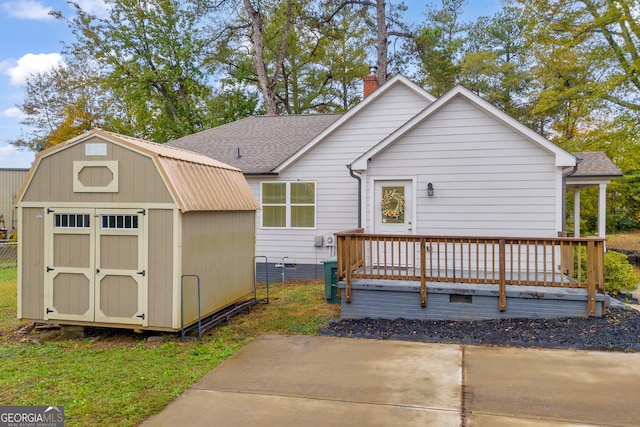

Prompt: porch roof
[{"left": 566, "top": 151, "right": 623, "bottom": 187}]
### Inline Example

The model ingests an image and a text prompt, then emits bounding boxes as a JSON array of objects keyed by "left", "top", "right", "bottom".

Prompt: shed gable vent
[{"left": 73, "top": 161, "right": 119, "bottom": 193}]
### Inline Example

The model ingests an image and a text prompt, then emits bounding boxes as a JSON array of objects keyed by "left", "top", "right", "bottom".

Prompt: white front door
[
  {"left": 44, "top": 208, "right": 147, "bottom": 326},
  {"left": 374, "top": 180, "right": 414, "bottom": 234},
  {"left": 372, "top": 180, "right": 415, "bottom": 269}
]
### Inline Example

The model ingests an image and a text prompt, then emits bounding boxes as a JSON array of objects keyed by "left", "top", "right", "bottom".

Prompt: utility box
[{"left": 322, "top": 257, "right": 339, "bottom": 304}]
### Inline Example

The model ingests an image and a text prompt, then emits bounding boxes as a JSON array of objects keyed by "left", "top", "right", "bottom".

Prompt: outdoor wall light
[{"left": 427, "top": 182, "right": 434, "bottom": 197}]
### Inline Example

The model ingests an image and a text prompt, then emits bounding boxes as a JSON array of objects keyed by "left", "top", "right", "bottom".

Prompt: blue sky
[{"left": 0, "top": 0, "right": 500, "bottom": 169}]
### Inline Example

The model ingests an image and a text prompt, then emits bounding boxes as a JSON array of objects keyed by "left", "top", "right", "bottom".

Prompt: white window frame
[{"left": 260, "top": 181, "right": 317, "bottom": 229}]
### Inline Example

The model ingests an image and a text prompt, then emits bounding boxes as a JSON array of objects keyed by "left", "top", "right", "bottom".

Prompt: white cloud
[
  {"left": 1, "top": 0, "right": 53, "bottom": 20},
  {"left": 4, "top": 53, "right": 63, "bottom": 86},
  {"left": 1, "top": 107, "right": 24, "bottom": 119},
  {"left": 0, "top": 144, "right": 34, "bottom": 168},
  {"left": 75, "top": 0, "right": 109, "bottom": 16}
]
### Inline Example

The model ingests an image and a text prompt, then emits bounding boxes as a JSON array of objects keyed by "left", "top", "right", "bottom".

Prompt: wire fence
[{"left": 0, "top": 242, "right": 18, "bottom": 329}]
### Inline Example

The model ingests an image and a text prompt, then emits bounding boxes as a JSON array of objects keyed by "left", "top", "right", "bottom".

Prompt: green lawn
[{"left": 0, "top": 280, "right": 340, "bottom": 426}]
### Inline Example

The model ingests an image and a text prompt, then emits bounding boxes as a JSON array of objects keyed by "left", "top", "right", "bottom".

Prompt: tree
[
  {"left": 323, "top": 0, "right": 412, "bottom": 85},
  {"left": 241, "top": 0, "right": 294, "bottom": 115},
  {"left": 55, "top": 0, "right": 219, "bottom": 142},
  {"left": 517, "top": 0, "right": 640, "bottom": 139},
  {"left": 10, "top": 56, "right": 122, "bottom": 152},
  {"left": 461, "top": 8, "right": 531, "bottom": 121},
  {"left": 413, "top": 0, "right": 467, "bottom": 95}
]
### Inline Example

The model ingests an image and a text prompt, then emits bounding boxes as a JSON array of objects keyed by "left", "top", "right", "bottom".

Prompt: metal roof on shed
[{"left": 15, "top": 130, "right": 258, "bottom": 213}]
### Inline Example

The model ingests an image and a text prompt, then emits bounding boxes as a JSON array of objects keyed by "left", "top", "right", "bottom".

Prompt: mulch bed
[{"left": 320, "top": 307, "right": 640, "bottom": 351}]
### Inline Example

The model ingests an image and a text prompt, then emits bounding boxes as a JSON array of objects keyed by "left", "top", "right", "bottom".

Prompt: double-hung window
[{"left": 261, "top": 181, "right": 316, "bottom": 228}]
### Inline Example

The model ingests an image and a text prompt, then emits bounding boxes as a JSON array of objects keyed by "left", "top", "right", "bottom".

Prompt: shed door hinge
[
  {"left": 46, "top": 266, "right": 54, "bottom": 272},
  {"left": 137, "top": 270, "right": 146, "bottom": 276},
  {"left": 137, "top": 209, "right": 146, "bottom": 215},
  {"left": 46, "top": 208, "right": 54, "bottom": 214}
]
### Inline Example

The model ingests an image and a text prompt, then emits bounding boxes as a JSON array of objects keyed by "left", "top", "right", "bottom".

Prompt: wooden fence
[{"left": 335, "top": 229, "right": 605, "bottom": 316}]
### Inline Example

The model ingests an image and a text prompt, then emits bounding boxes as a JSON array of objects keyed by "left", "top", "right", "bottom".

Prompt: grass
[
  {"left": 607, "top": 231, "right": 640, "bottom": 252},
  {"left": 0, "top": 280, "right": 340, "bottom": 427}
]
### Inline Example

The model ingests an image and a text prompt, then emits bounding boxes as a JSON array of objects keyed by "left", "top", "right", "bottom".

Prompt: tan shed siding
[
  {"left": 158, "top": 158, "right": 259, "bottom": 212},
  {"left": 147, "top": 209, "right": 174, "bottom": 328},
  {"left": 20, "top": 207, "right": 45, "bottom": 320},
  {"left": 22, "top": 137, "right": 173, "bottom": 205},
  {"left": 0, "top": 169, "right": 28, "bottom": 232},
  {"left": 181, "top": 211, "right": 255, "bottom": 324}
]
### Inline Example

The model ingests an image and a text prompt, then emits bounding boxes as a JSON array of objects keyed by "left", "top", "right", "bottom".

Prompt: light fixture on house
[{"left": 427, "top": 182, "right": 434, "bottom": 197}]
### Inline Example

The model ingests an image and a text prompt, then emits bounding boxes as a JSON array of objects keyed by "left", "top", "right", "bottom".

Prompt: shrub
[{"left": 604, "top": 250, "right": 640, "bottom": 295}]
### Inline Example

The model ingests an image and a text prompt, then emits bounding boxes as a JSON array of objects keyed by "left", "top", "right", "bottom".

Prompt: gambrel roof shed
[
  {"left": 15, "top": 130, "right": 258, "bottom": 332},
  {"left": 15, "top": 129, "right": 259, "bottom": 212}
]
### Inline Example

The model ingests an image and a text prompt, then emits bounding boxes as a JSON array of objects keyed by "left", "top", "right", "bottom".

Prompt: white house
[{"left": 168, "top": 75, "right": 621, "bottom": 280}]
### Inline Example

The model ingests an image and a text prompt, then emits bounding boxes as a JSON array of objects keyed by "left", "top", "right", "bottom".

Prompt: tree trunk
[
  {"left": 242, "top": 0, "right": 293, "bottom": 116},
  {"left": 375, "top": 0, "right": 388, "bottom": 85}
]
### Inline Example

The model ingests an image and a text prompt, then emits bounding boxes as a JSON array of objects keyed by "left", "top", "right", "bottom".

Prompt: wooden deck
[{"left": 336, "top": 229, "right": 606, "bottom": 317}]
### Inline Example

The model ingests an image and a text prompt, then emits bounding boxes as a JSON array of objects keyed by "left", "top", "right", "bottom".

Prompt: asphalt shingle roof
[
  {"left": 570, "top": 152, "right": 623, "bottom": 178},
  {"left": 167, "top": 114, "right": 341, "bottom": 174}
]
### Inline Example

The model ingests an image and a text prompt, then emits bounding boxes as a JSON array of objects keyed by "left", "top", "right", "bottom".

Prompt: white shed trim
[{"left": 351, "top": 85, "right": 577, "bottom": 171}]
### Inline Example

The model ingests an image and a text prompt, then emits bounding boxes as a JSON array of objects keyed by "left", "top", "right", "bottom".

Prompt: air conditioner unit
[{"left": 324, "top": 234, "right": 336, "bottom": 247}]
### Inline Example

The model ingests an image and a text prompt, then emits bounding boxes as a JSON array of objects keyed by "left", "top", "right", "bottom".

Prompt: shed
[
  {"left": 0, "top": 168, "right": 29, "bottom": 238},
  {"left": 14, "top": 130, "right": 259, "bottom": 331}
]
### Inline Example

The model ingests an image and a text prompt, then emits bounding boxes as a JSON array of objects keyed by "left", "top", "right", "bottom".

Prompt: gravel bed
[{"left": 320, "top": 307, "right": 640, "bottom": 351}]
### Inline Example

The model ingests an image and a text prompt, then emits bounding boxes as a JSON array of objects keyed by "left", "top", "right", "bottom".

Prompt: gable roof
[
  {"left": 166, "top": 74, "right": 436, "bottom": 175},
  {"left": 167, "top": 114, "right": 341, "bottom": 174},
  {"left": 569, "top": 152, "right": 623, "bottom": 178},
  {"left": 351, "top": 85, "right": 577, "bottom": 170},
  {"left": 15, "top": 129, "right": 259, "bottom": 212},
  {"left": 273, "top": 75, "right": 436, "bottom": 173}
]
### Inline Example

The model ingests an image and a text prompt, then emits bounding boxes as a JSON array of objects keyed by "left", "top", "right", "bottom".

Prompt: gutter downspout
[
  {"left": 562, "top": 158, "right": 581, "bottom": 232},
  {"left": 347, "top": 164, "right": 362, "bottom": 228}
]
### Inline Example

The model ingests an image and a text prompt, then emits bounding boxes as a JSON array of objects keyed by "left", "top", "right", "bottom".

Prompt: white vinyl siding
[
  {"left": 364, "top": 96, "right": 559, "bottom": 237},
  {"left": 253, "top": 83, "right": 432, "bottom": 264}
]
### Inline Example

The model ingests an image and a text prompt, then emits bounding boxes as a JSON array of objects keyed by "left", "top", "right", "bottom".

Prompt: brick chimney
[{"left": 363, "top": 66, "right": 379, "bottom": 98}]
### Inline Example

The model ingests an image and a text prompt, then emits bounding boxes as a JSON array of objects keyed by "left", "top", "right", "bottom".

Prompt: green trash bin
[{"left": 322, "top": 257, "right": 339, "bottom": 304}]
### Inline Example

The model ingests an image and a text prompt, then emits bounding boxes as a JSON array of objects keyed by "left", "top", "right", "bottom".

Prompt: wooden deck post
[
  {"left": 586, "top": 239, "right": 597, "bottom": 317},
  {"left": 420, "top": 238, "right": 427, "bottom": 307},
  {"left": 499, "top": 239, "right": 507, "bottom": 311}
]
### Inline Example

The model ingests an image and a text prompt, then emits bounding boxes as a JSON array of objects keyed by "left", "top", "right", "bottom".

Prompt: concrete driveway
[{"left": 141, "top": 335, "right": 640, "bottom": 427}]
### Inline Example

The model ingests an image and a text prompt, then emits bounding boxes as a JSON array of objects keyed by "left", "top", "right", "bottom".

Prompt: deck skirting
[{"left": 337, "top": 279, "right": 607, "bottom": 320}]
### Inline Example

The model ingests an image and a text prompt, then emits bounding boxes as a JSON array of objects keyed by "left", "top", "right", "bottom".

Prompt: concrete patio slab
[
  {"left": 142, "top": 335, "right": 462, "bottom": 427},
  {"left": 464, "top": 346, "right": 640, "bottom": 427},
  {"left": 142, "top": 335, "right": 640, "bottom": 427},
  {"left": 145, "top": 389, "right": 460, "bottom": 427}
]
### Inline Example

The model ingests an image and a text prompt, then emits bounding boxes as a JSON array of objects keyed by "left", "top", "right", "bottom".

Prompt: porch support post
[
  {"left": 598, "top": 183, "right": 607, "bottom": 238},
  {"left": 573, "top": 188, "right": 581, "bottom": 237}
]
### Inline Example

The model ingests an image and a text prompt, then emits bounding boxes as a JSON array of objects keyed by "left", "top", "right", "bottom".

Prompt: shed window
[
  {"left": 261, "top": 182, "right": 315, "bottom": 228},
  {"left": 101, "top": 214, "right": 138, "bottom": 230},
  {"left": 55, "top": 214, "right": 90, "bottom": 228}
]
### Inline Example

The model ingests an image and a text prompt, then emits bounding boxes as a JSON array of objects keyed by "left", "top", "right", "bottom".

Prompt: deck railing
[{"left": 335, "top": 229, "right": 605, "bottom": 316}]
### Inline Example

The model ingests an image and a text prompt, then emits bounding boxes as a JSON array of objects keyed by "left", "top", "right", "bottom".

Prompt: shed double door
[{"left": 44, "top": 208, "right": 148, "bottom": 326}]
